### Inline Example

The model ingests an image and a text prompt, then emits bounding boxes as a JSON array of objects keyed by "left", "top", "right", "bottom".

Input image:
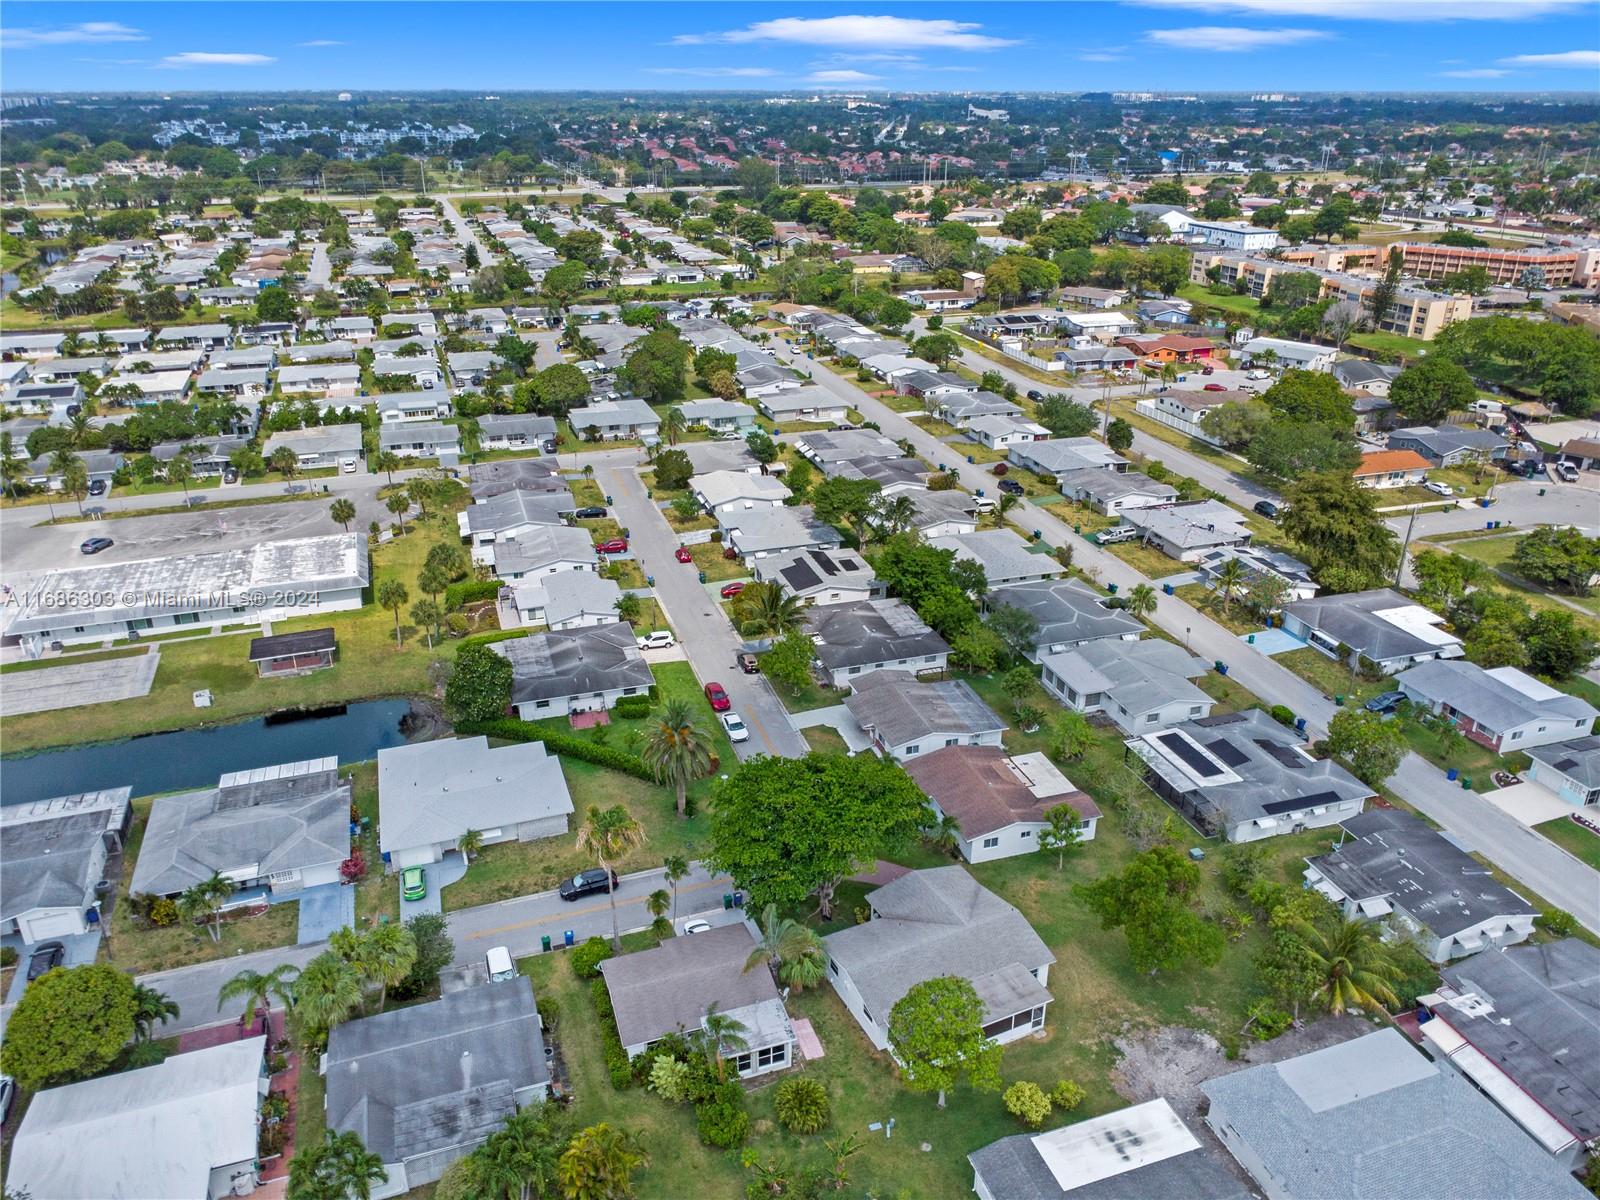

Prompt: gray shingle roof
[
  {"left": 844, "top": 671, "right": 1005, "bottom": 749},
  {"left": 0, "top": 790, "right": 130, "bottom": 922},
  {"left": 929, "top": 529, "right": 1064, "bottom": 585},
  {"left": 1397, "top": 660, "right": 1597, "bottom": 732},
  {"left": 823, "top": 867, "right": 1053, "bottom": 1022},
  {"left": 599, "top": 924, "right": 781, "bottom": 1049},
  {"left": 987, "top": 578, "right": 1144, "bottom": 649},
  {"left": 1042, "top": 639, "right": 1209, "bottom": 718},
  {"left": 806, "top": 599, "right": 950, "bottom": 673},
  {"left": 493, "top": 622, "right": 654, "bottom": 704},
  {"left": 1527, "top": 736, "right": 1600, "bottom": 790},
  {"left": 1201, "top": 1029, "right": 1590, "bottom": 1200},
  {"left": 1284, "top": 588, "right": 1463, "bottom": 663},
  {"left": 378, "top": 737, "right": 573, "bottom": 856}
]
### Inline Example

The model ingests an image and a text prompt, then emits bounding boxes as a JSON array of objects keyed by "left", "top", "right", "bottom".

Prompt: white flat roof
[
  {"left": 1031, "top": 1098, "right": 1199, "bottom": 1192},
  {"left": 1374, "top": 604, "right": 1458, "bottom": 648}
]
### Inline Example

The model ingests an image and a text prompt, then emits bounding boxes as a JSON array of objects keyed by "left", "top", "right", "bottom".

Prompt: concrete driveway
[
  {"left": 399, "top": 852, "right": 467, "bottom": 919},
  {"left": 296, "top": 883, "right": 355, "bottom": 944}
]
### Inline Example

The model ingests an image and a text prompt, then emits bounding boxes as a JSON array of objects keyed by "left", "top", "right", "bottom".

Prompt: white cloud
[
  {"left": 1135, "top": 0, "right": 1587, "bottom": 18},
  {"left": 298, "top": 40, "right": 345, "bottom": 48},
  {"left": 1079, "top": 50, "right": 1130, "bottom": 62},
  {"left": 1146, "top": 26, "right": 1330, "bottom": 51},
  {"left": 675, "top": 16, "right": 1017, "bottom": 51},
  {"left": 159, "top": 52, "right": 277, "bottom": 68},
  {"left": 645, "top": 66, "right": 778, "bottom": 77},
  {"left": 1499, "top": 49, "right": 1600, "bottom": 68},
  {"left": 806, "top": 69, "right": 883, "bottom": 83},
  {"left": 1440, "top": 68, "right": 1511, "bottom": 77},
  {"left": 2, "top": 21, "right": 145, "bottom": 49}
]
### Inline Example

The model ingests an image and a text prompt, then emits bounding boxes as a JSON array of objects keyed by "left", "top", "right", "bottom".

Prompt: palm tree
[
  {"left": 698, "top": 1003, "right": 750, "bottom": 1083},
  {"left": 293, "top": 951, "right": 365, "bottom": 1046},
  {"left": 479, "top": 1103, "right": 571, "bottom": 1200},
  {"left": 217, "top": 962, "right": 300, "bottom": 1034},
  {"left": 576, "top": 805, "right": 646, "bottom": 950},
  {"left": 923, "top": 811, "right": 964, "bottom": 858},
  {"left": 994, "top": 491, "right": 1020, "bottom": 527},
  {"left": 646, "top": 889, "right": 672, "bottom": 940},
  {"left": 661, "top": 406, "right": 687, "bottom": 446},
  {"left": 177, "top": 872, "right": 234, "bottom": 942},
  {"left": 377, "top": 579, "right": 409, "bottom": 647},
  {"left": 458, "top": 828, "right": 484, "bottom": 862},
  {"left": 1213, "top": 557, "right": 1248, "bottom": 617},
  {"left": 330, "top": 497, "right": 357, "bottom": 531},
  {"left": 871, "top": 493, "right": 917, "bottom": 541},
  {"left": 742, "top": 903, "right": 829, "bottom": 991},
  {"left": 1125, "top": 582, "right": 1158, "bottom": 620},
  {"left": 662, "top": 854, "right": 689, "bottom": 920},
  {"left": 640, "top": 699, "right": 711, "bottom": 820},
  {"left": 268, "top": 445, "right": 300, "bottom": 480},
  {"left": 288, "top": 1128, "right": 389, "bottom": 1200},
  {"left": 374, "top": 450, "right": 402, "bottom": 483},
  {"left": 331, "top": 924, "right": 418, "bottom": 1014},
  {"left": 734, "top": 581, "right": 807, "bottom": 639},
  {"left": 385, "top": 491, "right": 410, "bottom": 534},
  {"left": 1293, "top": 915, "right": 1402, "bottom": 1016},
  {"left": 166, "top": 454, "right": 194, "bottom": 499},
  {"left": 131, "top": 983, "right": 180, "bottom": 1042},
  {"left": 557, "top": 1123, "right": 649, "bottom": 1200},
  {"left": 0, "top": 432, "right": 23, "bottom": 498}
]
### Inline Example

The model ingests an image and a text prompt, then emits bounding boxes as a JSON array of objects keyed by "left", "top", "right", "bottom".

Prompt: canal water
[{"left": 0, "top": 698, "right": 427, "bottom": 805}]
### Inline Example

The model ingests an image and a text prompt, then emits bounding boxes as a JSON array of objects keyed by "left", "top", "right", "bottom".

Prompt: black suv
[
  {"left": 559, "top": 868, "right": 620, "bottom": 901},
  {"left": 26, "top": 941, "right": 64, "bottom": 981},
  {"left": 1252, "top": 499, "right": 1280, "bottom": 520},
  {"left": 572, "top": 506, "right": 607, "bottom": 520}
]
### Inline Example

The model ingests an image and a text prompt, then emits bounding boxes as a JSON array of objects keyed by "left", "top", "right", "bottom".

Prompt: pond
[{"left": 0, "top": 698, "right": 432, "bottom": 805}]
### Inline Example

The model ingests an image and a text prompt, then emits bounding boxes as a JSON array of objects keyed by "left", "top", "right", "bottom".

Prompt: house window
[
  {"left": 982, "top": 837, "right": 1000, "bottom": 849},
  {"left": 535, "top": 700, "right": 551, "bottom": 710},
  {"left": 174, "top": 612, "right": 199, "bottom": 625},
  {"left": 1190, "top": 705, "right": 1204, "bottom": 716},
  {"left": 1020, "top": 830, "right": 1031, "bottom": 838},
  {"left": 828, "top": 957, "right": 838, "bottom": 976},
  {"left": 946, "top": 738, "right": 960, "bottom": 747},
  {"left": 732, "top": 1052, "right": 752, "bottom": 1075},
  {"left": 1144, "top": 713, "right": 1159, "bottom": 724},
  {"left": 1510, "top": 731, "right": 1521, "bottom": 741},
  {"left": 756, "top": 1044, "right": 785, "bottom": 1068},
  {"left": 905, "top": 745, "right": 920, "bottom": 756}
]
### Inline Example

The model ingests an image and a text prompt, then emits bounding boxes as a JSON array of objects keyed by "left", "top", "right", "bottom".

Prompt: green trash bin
[
  {"left": 698, "top": 570, "right": 707, "bottom": 583},
  {"left": 1334, "top": 694, "right": 1345, "bottom": 706},
  {"left": 1461, "top": 777, "right": 1472, "bottom": 790},
  {"left": 723, "top": 893, "right": 734, "bottom": 910},
  {"left": 541, "top": 934, "right": 552, "bottom": 953}
]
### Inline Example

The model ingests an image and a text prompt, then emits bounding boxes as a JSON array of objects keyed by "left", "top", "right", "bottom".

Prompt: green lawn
[
  {"left": 1535, "top": 815, "right": 1600, "bottom": 871},
  {"left": 1104, "top": 537, "right": 1187, "bottom": 580},
  {"left": 1398, "top": 718, "right": 1520, "bottom": 794},
  {"left": 1043, "top": 499, "right": 1118, "bottom": 535},
  {"left": 683, "top": 541, "right": 748, "bottom": 583},
  {"left": 1177, "top": 282, "right": 1262, "bottom": 316},
  {"left": 570, "top": 478, "right": 606, "bottom": 508},
  {"left": 1437, "top": 533, "right": 1600, "bottom": 620},
  {"left": 1346, "top": 330, "right": 1429, "bottom": 360},
  {"left": 1274, "top": 647, "right": 1388, "bottom": 706},
  {"left": 772, "top": 673, "right": 848, "bottom": 714},
  {"left": 1173, "top": 583, "right": 1260, "bottom": 636},
  {"left": 801, "top": 726, "right": 852, "bottom": 754}
]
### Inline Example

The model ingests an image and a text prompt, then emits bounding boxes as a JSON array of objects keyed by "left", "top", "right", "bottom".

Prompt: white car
[
  {"left": 721, "top": 711, "right": 749, "bottom": 743},
  {"left": 1423, "top": 481, "right": 1455, "bottom": 497},
  {"left": 637, "top": 630, "right": 676, "bottom": 651},
  {"left": 681, "top": 918, "right": 713, "bottom": 935},
  {"left": 1246, "top": 368, "right": 1271, "bottom": 381}
]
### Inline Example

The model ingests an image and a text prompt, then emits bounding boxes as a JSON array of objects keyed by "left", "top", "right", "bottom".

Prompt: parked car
[
  {"left": 1200, "top": 365, "right": 1215, "bottom": 376},
  {"left": 26, "top": 941, "right": 64, "bottom": 981},
  {"left": 222, "top": 468, "right": 239, "bottom": 484},
  {"left": 721, "top": 712, "right": 750, "bottom": 743},
  {"left": 596, "top": 538, "right": 628, "bottom": 554},
  {"left": 87, "top": 479, "right": 108, "bottom": 496},
  {"left": 1202, "top": 382, "right": 1228, "bottom": 392},
  {"left": 342, "top": 458, "right": 358, "bottom": 474},
  {"left": 1246, "top": 368, "right": 1272, "bottom": 381},
  {"left": 681, "top": 918, "right": 713, "bottom": 935},
  {"left": 0, "top": 1076, "right": 14, "bottom": 1127},
  {"left": 831, "top": 423, "right": 857, "bottom": 432},
  {"left": 998, "top": 478, "right": 1025, "bottom": 495},
  {"left": 704, "top": 681, "right": 731, "bottom": 712},
  {"left": 1252, "top": 499, "right": 1280, "bottom": 520},
  {"left": 402, "top": 866, "right": 427, "bottom": 901},
  {"left": 674, "top": 546, "right": 693, "bottom": 563},
  {"left": 573, "top": 506, "right": 607, "bottom": 519},
  {"left": 1026, "top": 389, "right": 1044, "bottom": 402},
  {"left": 1365, "top": 691, "right": 1405, "bottom": 715},
  {"left": 638, "top": 630, "right": 676, "bottom": 651},
  {"left": 79, "top": 537, "right": 114, "bottom": 555},
  {"left": 720, "top": 581, "right": 746, "bottom": 599},
  {"left": 1556, "top": 462, "right": 1580, "bottom": 483},
  {"left": 559, "top": 867, "right": 619, "bottom": 901},
  {"left": 736, "top": 651, "right": 760, "bottom": 674},
  {"left": 1424, "top": 480, "right": 1455, "bottom": 497}
]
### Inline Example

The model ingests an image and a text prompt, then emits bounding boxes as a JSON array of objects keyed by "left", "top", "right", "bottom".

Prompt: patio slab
[
  {"left": 1483, "top": 780, "right": 1580, "bottom": 828},
  {"left": 0, "top": 650, "right": 160, "bottom": 716},
  {"left": 1239, "top": 627, "right": 1308, "bottom": 655}
]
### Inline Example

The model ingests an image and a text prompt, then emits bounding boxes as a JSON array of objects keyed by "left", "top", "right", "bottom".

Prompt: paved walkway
[
  {"left": 787, "top": 704, "right": 875, "bottom": 753},
  {"left": 792, "top": 1016, "right": 825, "bottom": 1061}
]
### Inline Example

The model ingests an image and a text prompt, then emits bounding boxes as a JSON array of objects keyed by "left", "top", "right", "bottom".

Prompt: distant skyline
[{"left": 2, "top": 2, "right": 1597, "bottom": 94}]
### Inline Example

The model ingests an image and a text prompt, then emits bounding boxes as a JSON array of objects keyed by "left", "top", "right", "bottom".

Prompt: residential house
[
  {"left": 1334, "top": 359, "right": 1402, "bottom": 396},
  {"left": 970, "top": 1098, "right": 1250, "bottom": 1200},
  {"left": 1187, "top": 219, "right": 1279, "bottom": 252},
  {"left": 1008, "top": 436, "right": 1126, "bottom": 478},
  {"left": 6, "top": 1037, "right": 268, "bottom": 1200},
  {"left": 754, "top": 385, "right": 849, "bottom": 424},
  {"left": 26, "top": 447, "right": 123, "bottom": 491},
  {"left": 4, "top": 379, "right": 83, "bottom": 417},
  {"left": 843, "top": 670, "right": 1006, "bottom": 762},
  {"left": 375, "top": 390, "right": 452, "bottom": 424},
  {"left": 1114, "top": 334, "right": 1218, "bottom": 364},
  {"left": 129, "top": 758, "right": 350, "bottom": 900},
  {"left": 445, "top": 351, "right": 503, "bottom": 390},
  {"left": 1417, "top": 938, "right": 1600, "bottom": 1166},
  {"left": 277, "top": 362, "right": 361, "bottom": 397},
  {"left": 476, "top": 413, "right": 556, "bottom": 451},
  {"left": 906, "top": 488, "right": 980, "bottom": 538},
  {"left": 806, "top": 598, "right": 951, "bottom": 688},
  {"left": 1120, "top": 500, "right": 1252, "bottom": 563},
  {"left": 1040, "top": 639, "right": 1214, "bottom": 734},
  {"left": 824, "top": 867, "right": 1055, "bottom": 1051},
  {"left": 1201, "top": 1029, "right": 1588, "bottom": 1200},
  {"left": 793, "top": 429, "right": 903, "bottom": 467},
  {"left": 1557, "top": 438, "right": 1600, "bottom": 473},
  {"left": 509, "top": 570, "right": 623, "bottom": 629},
  {"left": 154, "top": 323, "right": 231, "bottom": 352},
  {"left": 0, "top": 333, "right": 65, "bottom": 359},
  {"left": 1281, "top": 588, "right": 1464, "bottom": 674},
  {"left": 752, "top": 546, "right": 877, "bottom": 606},
  {"left": 380, "top": 311, "right": 440, "bottom": 337},
  {"left": 379, "top": 421, "right": 460, "bottom": 462},
  {"left": 372, "top": 350, "right": 445, "bottom": 389},
  {"left": 1525, "top": 737, "right": 1600, "bottom": 807},
  {"left": 1195, "top": 545, "right": 1318, "bottom": 604},
  {"left": 599, "top": 925, "right": 797, "bottom": 1078},
  {"left": 1395, "top": 660, "right": 1597, "bottom": 752},
  {"left": 569, "top": 399, "right": 661, "bottom": 441},
  {"left": 1354, "top": 449, "right": 1433, "bottom": 489},
  {"left": 1061, "top": 344, "right": 1138, "bottom": 373},
  {"left": 1128, "top": 708, "right": 1373, "bottom": 842},
  {"left": 1059, "top": 284, "right": 1131, "bottom": 309},
  {"left": 677, "top": 399, "right": 757, "bottom": 435},
  {"left": 488, "top": 523, "right": 598, "bottom": 580},
  {"left": 1, "top": 788, "right": 131, "bottom": 945},
  {"left": 825, "top": 454, "right": 928, "bottom": 493},
  {"left": 1239, "top": 336, "right": 1335, "bottom": 372},
  {"left": 326, "top": 979, "right": 551, "bottom": 1198},
  {"left": 986, "top": 577, "right": 1144, "bottom": 662},
  {"left": 492, "top": 623, "right": 655, "bottom": 718},
  {"left": 1135, "top": 389, "right": 1236, "bottom": 445},
  {"left": 1304, "top": 808, "right": 1537, "bottom": 962},
  {"left": 459, "top": 489, "right": 576, "bottom": 562},
  {"left": 1057, "top": 467, "right": 1178, "bottom": 515},
  {"left": 967, "top": 413, "right": 1051, "bottom": 450},
  {"left": 468, "top": 458, "right": 569, "bottom": 501},
  {"left": 905, "top": 746, "right": 1098, "bottom": 864},
  {"left": 263, "top": 424, "right": 363, "bottom": 471},
  {"left": 929, "top": 530, "right": 1066, "bottom": 587},
  {"left": 195, "top": 366, "right": 270, "bottom": 398},
  {"left": 1388, "top": 424, "right": 1511, "bottom": 468},
  {"left": 102, "top": 370, "right": 192, "bottom": 406},
  {"left": 930, "top": 390, "right": 1021, "bottom": 429},
  {"left": 282, "top": 340, "right": 357, "bottom": 365},
  {"left": 1059, "top": 311, "right": 1139, "bottom": 340},
  {"left": 691, "top": 469, "right": 791, "bottom": 519},
  {"left": 378, "top": 737, "right": 574, "bottom": 868},
  {"left": 723, "top": 504, "right": 841, "bottom": 561}
]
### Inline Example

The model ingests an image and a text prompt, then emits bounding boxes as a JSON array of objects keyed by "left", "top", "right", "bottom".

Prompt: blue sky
[{"left": 2, "top": 2, "right": 1597, "bottom": 93}]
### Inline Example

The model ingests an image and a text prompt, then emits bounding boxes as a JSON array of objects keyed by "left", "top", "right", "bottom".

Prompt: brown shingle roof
[{"left": 903, "top": 745, "right": 1098, "bottom": 839}]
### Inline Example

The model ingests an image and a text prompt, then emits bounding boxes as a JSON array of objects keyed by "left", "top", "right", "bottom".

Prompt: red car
[
  {"left": 596, "top": 538, "right": 628, "bottom": 554},
  {"left": 720, "top": 581, "right": 746, "bottom": 599},
  {"left": 1202, "top": 383, "right": 1227, "bottom": 392},
  {"left": 704, "top": 681, "right": 731, "bottom": 712},
  {"left": 675, "top": 546, "right": 693, "bottom": 564}
]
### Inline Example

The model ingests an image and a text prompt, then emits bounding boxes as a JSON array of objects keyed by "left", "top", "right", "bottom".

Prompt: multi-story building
[{"left": 1391, "top": 242, "right": 1600, "bottom": 289}]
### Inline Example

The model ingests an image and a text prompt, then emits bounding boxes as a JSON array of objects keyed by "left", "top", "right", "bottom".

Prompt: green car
[{"left": 402, "top": 866, "right": 427, "bottom": 901}]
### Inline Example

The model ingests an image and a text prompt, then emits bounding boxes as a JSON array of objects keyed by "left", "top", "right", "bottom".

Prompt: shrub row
[
  {"left": 614, "top": 695, "right": 653, "bottom": 719},
  {"left": 456, "top": 719, "right": 656, "bottom": 782},
  {"left": 589, "top": 976, "right": 633, "bottom": 1090},
  {"left": 444, "top": 579, "right": 503, "bottom": 610}
]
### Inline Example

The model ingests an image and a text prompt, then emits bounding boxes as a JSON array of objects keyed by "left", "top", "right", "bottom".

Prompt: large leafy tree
[
  {"left": 640, "top": 699, "right": 712, "bottom": 820},
  {"left": 1388, "top": 357, "right": 1475, "bottom": 425},
  {"left": 1280, "top": 471, "right": 1400, "bottom": 592},
  {"left": 1260, "top": 370, "right": 1356, "bottom": 431},
  {"left": 809, "top": 476, "right": 882, "bottom": 547},
  {"left": 1512, "top": 527, "right": 1600, "bottom": 597},
  {"left": 621, "top": 329, "right": 690, "bottom": 404},
  {"left": 760, "top": 630, "right": 816, "bottom": 694},
  {"left": 558, "top": 1123, "right": 650, "bottom": 1200},
  {"left": 288, "top": 1129, "right": 388, "bottom": 1200},
  {"left": 887, "top": 976, "right": 1003, "bottom": 1109},
  {"left": 528, "top": 362, "right": 590, "bottom": 417},
  {"left": 446, "top": 642, "right": 515, "bottom": 722},
  {"left": 395, "top": 911, "right": 456, "bottom": 999},
  {"left": 1245, "top": 421, "right": 1360, "bottom": 481},
  {"left": 707, "top": 753, "right": 931, "bottom": 919},
  {"left": 1076, "top": 845, "right": 1226, "bottom": 974},
  {"left": 0, "top": 963, "right": 139, "bottom": 1090},
  {"left": 1325, "top": 709, "right": 1407, "bottom": 785}
]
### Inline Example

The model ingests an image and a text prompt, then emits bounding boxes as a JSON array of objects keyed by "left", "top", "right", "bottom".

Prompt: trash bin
[
  {"left": 541, "top": 934, "right": 552, "bottom": 953},
  {"left": 698, "top": 570, "right": 707, "bottom": 583},
  {"left": 733, "top": 891, "right": 745, "bottom": 908},
  {"left": 1447, "top": 767, "right": 1458, "bottom": 781},
  {"left": 723, "top": 893, "right": 734, "bottom": 910},
  {"left": 1032, "top": 529, "right": 1042, "bottom": 541},
  {"left": 1295, "top": 717, "right": 1307, "bottom": 733},
  {"left": 1334, "top": 693, "right": 1344, "bottom": 705},
  {"left": 606, "top": 495, "right": 613, "bottom": 505},
  {"left": 1217, "top": 663, "right": 1230, "bottom": 676},
  {"left": 967, "top": 455, "right": 974, "bottom": 464},
  {"left": 1163, "top": 583, "right": 1174, "bottom": 595},
  {"left": 1107, "top": 583, "right": 1118, "bottom": 594},
  {"left": 1461, "top": 777, "right": 1472, "bottom": 790},
  {"left": 1247, "top": 634, "right": 1255, "bottom": 644},
  {"left": 563, "top": 930, "right": 575, "bottom": 947}
]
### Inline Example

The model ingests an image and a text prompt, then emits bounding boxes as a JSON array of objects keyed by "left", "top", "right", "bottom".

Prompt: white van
[{"left": 486, "top": 945, "right": 516, "bottom": 982}]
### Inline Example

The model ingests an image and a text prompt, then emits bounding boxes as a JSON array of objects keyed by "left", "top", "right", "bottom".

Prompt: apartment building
[{"left": 1391, "top": 242, "right": 1600, "bottom": 289}]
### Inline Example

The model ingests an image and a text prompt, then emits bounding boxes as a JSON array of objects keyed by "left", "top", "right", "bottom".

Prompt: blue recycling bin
[
  {"left": 967, "top": 455, "right": 974, "bottom": 464},
  {"left": 1447, "top": 767, "right": 1458, "bottom": 781},
  {"left": 1162, "top": 583, "right": 1174, "bottom": 595},
  {"left": 1295, "top": 717, "right": 1307, "bottom": 733},
  {"left": 563, "top": 930, "right": 575, "bottom": 947}
]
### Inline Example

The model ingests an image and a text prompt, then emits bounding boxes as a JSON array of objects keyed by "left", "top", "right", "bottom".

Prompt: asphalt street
[
  {"left": 306, "top": 239, "right": 332, "bottom": 289},
  {"left": 439, "top": 196, "right": 496, "bottom": 265},
  {"left": 602, "top": 459, "right": 809, "bottom": 759}
]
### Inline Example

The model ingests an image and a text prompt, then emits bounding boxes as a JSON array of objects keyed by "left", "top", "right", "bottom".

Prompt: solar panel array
[{"left": 1154, "top": 731, "right": 1224, "bottom": 779}]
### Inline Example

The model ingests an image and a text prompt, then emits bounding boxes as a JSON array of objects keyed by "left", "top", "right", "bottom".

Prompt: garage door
[{"left": 20, "top": 910, "right": 83, "bottom": 942}]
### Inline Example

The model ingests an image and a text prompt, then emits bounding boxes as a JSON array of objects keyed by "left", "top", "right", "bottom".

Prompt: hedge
[
  {"left": 614, "top": 695, "right": 652, "bottom": 719},
  {"left": 590, "top": 977, "right": 632, "bottom": 1090},
  {"left": 444, "top": 579, "right": 503, "bottom": 610},
  {"left": 456, "top": 718, "right": 656, "bottom": 782}
]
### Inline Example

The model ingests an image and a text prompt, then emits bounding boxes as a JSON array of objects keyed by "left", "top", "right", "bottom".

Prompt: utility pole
[{"left": 1394, "top": 504, "right": 1421, "bottom": 589}]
